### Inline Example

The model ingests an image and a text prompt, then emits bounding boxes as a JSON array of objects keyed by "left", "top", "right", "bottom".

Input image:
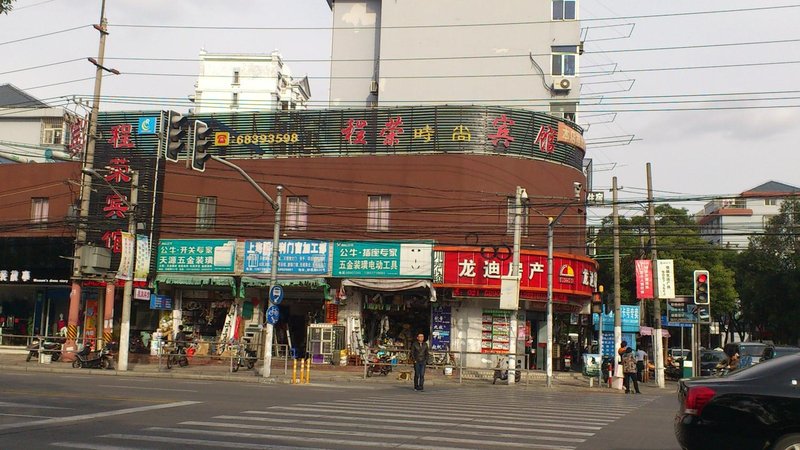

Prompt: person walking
[
  {"left": 622, "top": 347, "right": 640, "bottom": 394},
  {"left": 635, "top": 347, "right": 647, "bottom": 382},
  {"left": 410, "top": 332, "right": 431, "bottom": 391}
]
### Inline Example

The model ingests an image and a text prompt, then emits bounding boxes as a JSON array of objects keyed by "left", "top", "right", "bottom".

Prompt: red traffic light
[{"left": 697, "top": 273, "right": 707, "bottom": 284}]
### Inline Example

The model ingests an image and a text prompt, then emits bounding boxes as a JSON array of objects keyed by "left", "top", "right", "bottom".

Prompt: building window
[
  {"left": 197, "top": 196, "right": 217, "bottom": 230},
  {"left": 232, "top": 69, "right": 240, "bottom": 85},
  {"left": 31, "top": 197, "right": 49, "bottom": 227},
  {"left": 506, "top": 197, "right": 529, "bottom": 235},
  {"left": 552, "top": 0, "right": 576, "bottom": 20},
  {"left": 765, "top": 198, "right": 777, "bottom": 206},
  {"left": 41, "top": 121, "right": 63, "bottom": 145},
  {"left": 551, "top": 102, "right": 578, "bottom": 122},
  {"left": 286, "top": 196, "right": 309, "bottom": 231},
  {"left": 232, "top": 92, "right": 239, "bottom": 108},
  {"left": 367, "top": 195, "right": 390, "bottom": 232},
  {"left": 552, "top": 46, "right": 578, "bottom": 76}
]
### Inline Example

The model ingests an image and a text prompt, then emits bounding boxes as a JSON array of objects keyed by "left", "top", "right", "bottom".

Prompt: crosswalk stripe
[
  {"left": 50, "top": 442, "right": 147, "bottom": 450},
  {"left": 330, "top": 397, "right": 639, "bottom": 415},
  {"left": 250, "top": 405, "right": 614, "bottom": 428},
  {"left": 181, "top": 420, "right": 592, "bottom": 441},
  {"left": 214, "top": 412, "right": 595, "bottom": 436},
  {"left": 142, "top": 427, "right": 577, "bottom": 450},
  {"left": 102, "top": 434, "right": 327, "bottom": 450}
]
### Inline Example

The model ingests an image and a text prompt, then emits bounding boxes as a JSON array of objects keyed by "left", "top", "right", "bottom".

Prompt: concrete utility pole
[
  {"left": 66, "top": 0, "right": 110, "bottom": 356},
  {"left": 647, "top": 163, "right": 665, "bottom": 388},
  {"left": 612, "top": 177, "right": 622, "bottom": 376},
  {"left": 508, "top": 185, "right": 525, "bottom": 385}
]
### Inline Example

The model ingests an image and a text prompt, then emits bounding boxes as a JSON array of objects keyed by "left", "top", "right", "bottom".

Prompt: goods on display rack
[{"left": 481, "top": 309, "right": 513, "bottom": 354}]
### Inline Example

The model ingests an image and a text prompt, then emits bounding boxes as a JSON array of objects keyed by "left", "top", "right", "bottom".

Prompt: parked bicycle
[
  {"left": 230, "top": 341, "right": 257, "bottom": 372},
  {"left": 165, "top": 344, "right": 189, "bottom": 369}
]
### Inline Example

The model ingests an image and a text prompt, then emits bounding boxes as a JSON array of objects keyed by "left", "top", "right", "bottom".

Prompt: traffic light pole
[{"left": 206, "top": 155, "right": 282, "bottom": 378}]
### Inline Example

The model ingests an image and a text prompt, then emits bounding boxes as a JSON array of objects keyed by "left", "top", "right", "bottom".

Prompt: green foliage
[
  {"left": 594, "top": 203, "right": 738, "bottom": 321},
  {"left": 737, "top": 198, "right": 800, "bottom": 344}
]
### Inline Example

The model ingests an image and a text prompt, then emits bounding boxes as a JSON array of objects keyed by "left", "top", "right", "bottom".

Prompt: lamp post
[
  {"left": 508, "top": 185, "right": 527, "bottom": 384},
  {"left": 82, "top": 168, "right": 137, "bottom": 371},
  {"left": 546, "top": 206, "right": 569, "bottom": 388}
]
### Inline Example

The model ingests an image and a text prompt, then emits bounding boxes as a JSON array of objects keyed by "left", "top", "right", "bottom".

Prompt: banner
[
  {"left": 634, "top": 259, "right": 653, "bottom": 299},
  {"left": 656, "top": 259, "right": 675, "bottom": 299},
  {"left": 134, "top": 235, "right": 150, "bottom": 282},
  {"left": 116, "top": 232, "right": 135, "bottom": 280}
]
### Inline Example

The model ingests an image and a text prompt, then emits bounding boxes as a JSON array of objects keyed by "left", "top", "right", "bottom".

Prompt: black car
[
  {"left": 674, "top": 352, "right": 800, "bottom": 450},
  {"left": 699, "top": 349, "right": 726, "bottom": 376},
  {"left": 764, "top": 346, "right": 800, "bottom": 361}
]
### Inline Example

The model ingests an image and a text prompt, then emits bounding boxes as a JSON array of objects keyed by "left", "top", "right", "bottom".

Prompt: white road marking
[
  {"left": 50, "top": 442, "right": 149, "bottom": 450},
  {"left": 0, "top": 401, "right": 201, "bottom": 431},
  {"left": 0, "top": 401, "right": 70, "bottom": 410},
  {"left": 97, "top": 384, "right": 198, "bottom": 393},
  {"left": 0, "top": 413, "right": 54, "bottom": 419},
  {"left": 104, "top": 434, "right": 329, "bottom": 450}
]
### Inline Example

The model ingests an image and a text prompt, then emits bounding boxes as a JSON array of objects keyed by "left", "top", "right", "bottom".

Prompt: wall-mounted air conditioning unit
[{"left": 552, "top": 78, "right": 571, "bottom": 91}]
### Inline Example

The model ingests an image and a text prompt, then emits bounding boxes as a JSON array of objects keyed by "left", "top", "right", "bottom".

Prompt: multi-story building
[
  {"left": 697, "top": 181, "right": 800, "bottom": 249},
  {"left": 191, "top": 50, "right": 311, "bottom": 113}
]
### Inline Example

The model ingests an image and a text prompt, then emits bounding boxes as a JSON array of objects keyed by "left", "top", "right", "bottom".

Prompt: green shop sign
[
  {"left": 157, "top": 239, "right": 236, "bottom": 273},
  {"left": 333, "top": 241, "right": 433, "bottom": 279}
]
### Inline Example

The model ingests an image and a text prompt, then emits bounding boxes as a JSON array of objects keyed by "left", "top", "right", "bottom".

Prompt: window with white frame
[
  {"left": 367, "top": 195, "right": 390, "bottom": 232},
  {"left": 197, "top": 196, "right": 217, "bottom": 230},
  {"left": 552, "top": 0, "right": 576, "bottom": 20},
  {"left": 41, "top": 120, "right": 63, "bottom": 145},
  {"left": 765, "top": 198, "right": 777, "bottom": 206},
  {"left": 31, "top": 197, "right": 49, "bottom": 227},
  {"left": 552, "top": 45, "right": 578, "bottom": 76},
  {"left": 506, "top": 197, "right": 529, "bottom": 235},
  {"left": 286, "top": 196, "right": 309, "bottom": 231},
  {"left": 551, "top": 102, "right": 578, "bottom": 122}
]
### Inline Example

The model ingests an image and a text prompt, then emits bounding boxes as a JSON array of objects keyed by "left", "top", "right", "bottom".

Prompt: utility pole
[
  {"left": 67, "top": 0, "right": 110, "bottom": 356},
  {"left": 508, "top": 185, "right": 525, "bottom": 385},
  {"left": 647, "top": 163, "right": 665, "bottom": 388},
  {"left": 612, "top": 177, "right": 622, "bottom": 380}
]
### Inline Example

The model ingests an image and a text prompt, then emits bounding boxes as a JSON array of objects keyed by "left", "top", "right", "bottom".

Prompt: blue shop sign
[
  {"left": 243, "top": 239, "right": 329, "bottom": 275},
  {"left": 593, "top": 305, "right": 640, "bottom": 333},
  {"left": 150, "top": 294, "right": 173, "bottom": 310}
]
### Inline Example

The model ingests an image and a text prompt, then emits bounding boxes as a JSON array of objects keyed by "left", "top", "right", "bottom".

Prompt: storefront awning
[
  {"left": 640, "top": 326, "right": 671, "bottom": 338},
  {"left": 153, "top": 274, "right": 237, "bottom": 296},
  {"left": 238, "top": 277, "right": 329, "bottom": 298},
  {"left": 343, "top": 279, "right": 434, "bottom": 297}
]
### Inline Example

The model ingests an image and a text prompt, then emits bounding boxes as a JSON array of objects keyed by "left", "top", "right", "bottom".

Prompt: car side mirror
[{"left": 792, "top": 379, "right": 797, "bottom": 387}]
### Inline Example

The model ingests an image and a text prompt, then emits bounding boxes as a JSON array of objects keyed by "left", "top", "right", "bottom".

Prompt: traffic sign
[
  {"left": 266, "top": 305, "right": 280, "bottom": 325},
  {"left": 269, "top": 285, "right": 284, "bottom": 305}
]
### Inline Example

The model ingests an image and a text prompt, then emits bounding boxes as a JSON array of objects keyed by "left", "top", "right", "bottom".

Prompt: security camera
[{"left": 573, "top": 182, "right": 582, "bottom": 198}]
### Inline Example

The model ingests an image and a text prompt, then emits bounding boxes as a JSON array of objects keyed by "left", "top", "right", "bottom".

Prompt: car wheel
[
  {"left": 72, "top": 360, "right": 82, "bottom": 369},
  {"left": 773, "top": 434, "right": 800, "bottom": 450}
]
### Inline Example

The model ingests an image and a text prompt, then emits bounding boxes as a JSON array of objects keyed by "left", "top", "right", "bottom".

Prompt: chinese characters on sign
[
  {"left": 635, "top": 260, "right": 654, "bottom": 299},
  {"left": 243, "top": 239, "right": 330, "bottom": 275},
  {"left": 332, "top": 241, "right": 432, "bottom": 278},
  {"left": 656, "top": 259, "right": 675, "bottom": 299},
  {"left": 157, "top": 240, "right": 236, "bottom": 273},
  {"left": 431, "top": 305, "right": 451, "bottom": 351}
]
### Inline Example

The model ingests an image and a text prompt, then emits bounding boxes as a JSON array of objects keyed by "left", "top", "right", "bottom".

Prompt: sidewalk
[{"left": 0, "top": 349, "right": 674, "bottom": 393}]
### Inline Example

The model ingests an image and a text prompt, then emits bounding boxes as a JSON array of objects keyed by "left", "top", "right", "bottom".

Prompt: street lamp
[
  {"left": 545, "top": 205, "right": 570, "bottom": 388},
  {"left": 82, "top": 167, "right": 137, "bottom": 371},
  {"left": 508, "top": 186, "right": 527, "bottom": 384}
]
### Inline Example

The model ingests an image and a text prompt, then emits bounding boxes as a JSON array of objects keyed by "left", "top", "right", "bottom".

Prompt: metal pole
[
  {"left": 647, "top": 163, "right": 665, "bottom": 388},
  {"left": 118, "top": 172, "right": 137, "bottom": 371},
  {"left": 612, "top": 177, "right": 622, "bottom": 375},
  {"left": 508, "top": 186, "right": 523, "bottom": 385},
  {"left": 546, "top": 218, "right": 554, "bottom": 387},
  {"left": 598, "top": 304, "right": 603, "bottom": 387},
  {"left": 262, "top": 186, "right": 282, "bottom": 378}
]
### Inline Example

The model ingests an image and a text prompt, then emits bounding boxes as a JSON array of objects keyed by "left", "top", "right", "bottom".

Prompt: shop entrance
[{"left": 361, "top": 290, "right": 431, "bottom": 350}]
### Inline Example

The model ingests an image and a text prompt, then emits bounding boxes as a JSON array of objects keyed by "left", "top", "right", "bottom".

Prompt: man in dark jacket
[{"left": 410, "top": 333, "right": 430, "bottom": 391}]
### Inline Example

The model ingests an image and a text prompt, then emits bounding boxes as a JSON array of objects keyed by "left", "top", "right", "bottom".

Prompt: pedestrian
[
  {"left": 635, "top": 347, "right": 647, "bottom": 382},
  {"left": 617, "top": 340, "right": 629, "bottom": 358},
  {"left": 622, "top": 347, "right": 640, "bottom": 394},
  {"left": 410, "top": 332, "right": 431, "bottom": 391}
]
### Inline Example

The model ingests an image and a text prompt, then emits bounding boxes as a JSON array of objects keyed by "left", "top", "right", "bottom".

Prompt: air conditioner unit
[
  {"left": 369, "top": 80, "right": 379, "bottom": 94},
  {"left": 553, "top": 78, "right": 571, "bottom": 91}
]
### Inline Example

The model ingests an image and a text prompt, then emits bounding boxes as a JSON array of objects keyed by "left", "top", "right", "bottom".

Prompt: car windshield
[
  {"left": 724, "top": 352, "right": 800, "bottom": 380},
  {"left": 701, "top": 351, "right": 725, "bottom": 363}
]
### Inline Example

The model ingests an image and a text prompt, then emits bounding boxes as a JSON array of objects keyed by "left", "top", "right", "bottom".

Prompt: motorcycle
[
  {"left": 72, "top": 345, "right": 114, "bottom": 370},
  {"left": 493, "top": 358, "right": 522, "bottom": 384},
  {"left": 26, "top": 337, "right": 64, "bottom": 362},
  {"left": 366, "top": 352, "right": 392, "bottom": 377}
]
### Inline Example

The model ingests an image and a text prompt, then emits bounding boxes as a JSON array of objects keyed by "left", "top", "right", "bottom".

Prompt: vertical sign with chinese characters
[
  {"left": 635, "top": 260, "right": 654, "bottom": 299},
  {"left": 430, "top": 305, "right": 451, "bottom": 351},
  {"left": 656, "top": 259, "right": 675, "bottom": 299}
]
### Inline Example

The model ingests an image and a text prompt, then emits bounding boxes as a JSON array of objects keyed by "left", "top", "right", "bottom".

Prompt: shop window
[
  {"left": 367, "top": 195, "right": 390, "bottom": 232},
  {"left": 286, "top": 195, "right": 309, "bottom": 231},
  {"left": 31, "top": 197, "right": 49, "bottom": 228},
  {"left": 553, "top": 0, "right": 576, "bottom": 20},
  {"left": 197, "top": 196, "right": 217, "bottom": 230},
  {"left": 506, "top": 197, "right": 529, "bottom": 236},
  {"left": 552, "top": 46, "right": 578, "bottom": 76}
]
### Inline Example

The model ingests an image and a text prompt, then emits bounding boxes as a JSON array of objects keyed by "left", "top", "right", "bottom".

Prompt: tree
[
  {"left": 0, "top": 0, "right": 14, "bottom": 14},
  {"left": 736, "top": 198, "right": 800, "bottom": 344},
  {"left": 594, "top": 203, "right": 738, "bottom": 327}
]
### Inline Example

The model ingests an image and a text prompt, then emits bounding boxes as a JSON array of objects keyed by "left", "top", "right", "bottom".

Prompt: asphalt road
[{"left": 0, "top": 371, "right": 681, "bottom": 450}]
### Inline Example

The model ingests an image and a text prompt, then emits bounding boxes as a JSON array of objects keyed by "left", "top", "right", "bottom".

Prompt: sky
[{"left": 2, "top": 0, "right": 799, "bottom": 222}]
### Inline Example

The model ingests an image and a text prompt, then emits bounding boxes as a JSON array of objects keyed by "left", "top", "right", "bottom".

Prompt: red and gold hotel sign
[
  {"left": 435, "top": 247, "right": 597, "bottom": 302},
  {"left": 557, "top": 122, "right": 586, "bottom": 151}
]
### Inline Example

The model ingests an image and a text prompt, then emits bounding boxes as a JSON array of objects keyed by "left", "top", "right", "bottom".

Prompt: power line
[{"left": 0, "top": 24, "right": 89, "bottom": 46}]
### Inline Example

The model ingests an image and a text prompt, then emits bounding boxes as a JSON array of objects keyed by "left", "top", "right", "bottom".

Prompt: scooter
[
  {"left": 26, "top": 337, "right": 64, "bottom": 362},
  {"left": 493, "top": 359, "right": 522, "bottom": 384},
  {"left": 366, "top": 352, "right": 392, "bottom": 377},
  {"left": 72, "top": 345, "right": 113, "bottom": 370}
]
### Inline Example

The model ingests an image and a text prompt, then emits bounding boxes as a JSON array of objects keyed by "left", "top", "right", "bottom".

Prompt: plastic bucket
[
  {"left": 39, "top": 353, "right": 52, "bottom": 364},
  {"left": 443, "top": 366, "right": 453, "bottom": 376}
]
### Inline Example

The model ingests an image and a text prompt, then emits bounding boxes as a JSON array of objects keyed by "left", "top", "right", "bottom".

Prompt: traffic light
[
  {"left": 164, "top": 111, "right": 187, "bottom": 162},
  {"left": 693, "top": 270, "right": 710, "bottom": 305},
  {"left": 191, "top": 120, "right": 213, "bottom": 172}
]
